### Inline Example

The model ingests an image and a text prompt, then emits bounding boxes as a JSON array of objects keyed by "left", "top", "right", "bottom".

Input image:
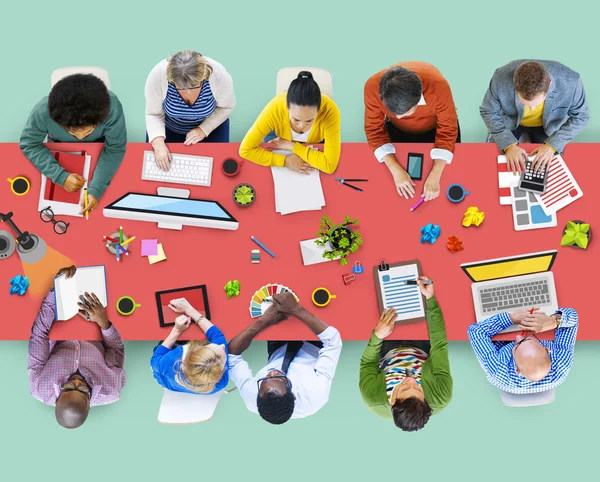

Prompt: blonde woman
[
  {"left": 151, "top": 298, "right": 228, "bottom": 394},
  {"left": 145, "top": 50, "right": 236, "bottom": 170}
]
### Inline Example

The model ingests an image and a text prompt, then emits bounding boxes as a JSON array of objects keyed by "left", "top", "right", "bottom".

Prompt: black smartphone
[{"left": 407, "top": 153, "right": 424, "bottom": 180}]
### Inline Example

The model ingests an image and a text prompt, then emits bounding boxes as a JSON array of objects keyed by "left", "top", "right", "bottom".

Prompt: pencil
[
  {"left": 119, "top": 226, "right": 123, "bottom": 244},
  {"left": 104, "top": 236, "right": 119, "bottom": 243},
  {"left": 84, "top": 188, "right": 89, "bottom": 221},
  {"left": 120, "top": 236, "right": 136, "bottom": 247}
]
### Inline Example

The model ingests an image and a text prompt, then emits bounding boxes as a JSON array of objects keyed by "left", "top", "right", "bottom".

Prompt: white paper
[
  {"left": 299, "top": 238, "right": 340, "bottom": 265},
  {"left": 54, "top": 265, "right": 107, "bottom": 320},
  {"left": 270, "top": 149, "right": 325, "bottom": 215},
  {"left": 38, "top": 152, "right": 91, "bottom": 218},
  {"left": 511, "top": 186, "right": 557, "bottom": 231},
  {"left": 497, "top": 155, "right": 520, "bottom": 206},
  {"left": 377, "top": 264, "right": 425, "bottom": 322},
  {"left": 534, "top": 155, "right": 583, "bottom": 215}
]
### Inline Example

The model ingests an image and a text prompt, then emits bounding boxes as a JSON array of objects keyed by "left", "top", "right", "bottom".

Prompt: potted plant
[
  {"left": 315, "top": 215, "right": 363, "bottom": 265},
  {"left": 561, "top": 220, "right": 591, "bottom": 249},
  {"left": 232, "top": 184, "right": 256, "bottom": 207}
]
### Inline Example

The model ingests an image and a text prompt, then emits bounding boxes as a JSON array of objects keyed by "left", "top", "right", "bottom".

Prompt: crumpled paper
[
  {"left": 224, "top": 280, "right": 241, "bottom": 299},
  {"left": 462, "top": 206, "right": 485, "bottom": 227},
  {"left": 420, "top": 223, "right": 441, "bottom": 244},
  {"left": 9, "top": 275, "right": 30, "bottom": 296},
  {"left": 446, "top": 236, "right": 464, "bottom": 253}
]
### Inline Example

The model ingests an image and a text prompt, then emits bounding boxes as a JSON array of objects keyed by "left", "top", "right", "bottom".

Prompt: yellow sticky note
[{"left": 148, "top": 243, "right": 167, "bottom": 264}]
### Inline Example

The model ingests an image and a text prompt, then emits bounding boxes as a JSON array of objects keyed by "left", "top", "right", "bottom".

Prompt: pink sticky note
[{"left": 141, "top": 239, "right": 158, "bottom": 257}]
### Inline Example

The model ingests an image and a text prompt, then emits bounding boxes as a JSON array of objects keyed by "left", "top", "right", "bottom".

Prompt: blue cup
[{"left": 447, "top": 184, "right": 470, "bottom": 203}]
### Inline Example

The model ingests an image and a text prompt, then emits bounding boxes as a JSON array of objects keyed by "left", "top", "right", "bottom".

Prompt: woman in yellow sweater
[{"left": 239, "top": 71, "right": 341, "bottom": 175}]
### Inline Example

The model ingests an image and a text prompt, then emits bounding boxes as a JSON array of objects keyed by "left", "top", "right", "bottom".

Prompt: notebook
[{"left": 54, "top": 265, "right": 107, "bottom": 321}]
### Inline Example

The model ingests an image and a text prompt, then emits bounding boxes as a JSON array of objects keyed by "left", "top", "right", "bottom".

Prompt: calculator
[{"left": 519, "top": 160, "right": 548, "bottom": 194}]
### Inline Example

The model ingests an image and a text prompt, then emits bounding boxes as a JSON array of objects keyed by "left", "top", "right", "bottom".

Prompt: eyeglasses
[
  {"left": 40, "top": 207, "right": 69, "bottom": 235},
  {"left": 169, "top": 81, "right": 202, "bottom": 91},
  {"left": 61, "top": 380, "right": 92, "bottom": 399},
  {"left": 257, "top": 370, "right": 292, "bottom": 391}
]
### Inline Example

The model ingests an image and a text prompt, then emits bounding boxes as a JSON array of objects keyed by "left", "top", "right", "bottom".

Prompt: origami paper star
[
  {"left": 447, "top": 236, "right": 464, "bottom": 253},
  {"left": 9, "top": 275, "right": 30, "bottom": 296},
  {"left": 462, "top": 207, "right": 485, "bottom": 227},
  {"left": 420, "top": 223, "right": 441, "bottom": 244},
  {"left": 224, "top": 280, "right": 241, "bottom": 299}
]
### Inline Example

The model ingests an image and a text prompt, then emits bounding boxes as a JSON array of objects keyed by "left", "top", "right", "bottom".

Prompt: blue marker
[{"left": 250, "top": 236, "right": 276, "bottom": 258}]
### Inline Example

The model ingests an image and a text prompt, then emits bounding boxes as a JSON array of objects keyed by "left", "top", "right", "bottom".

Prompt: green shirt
[
  {"left": 19, "top": 91, "right": 127, "bottom": 199},
  {"left": 359, "top": 297, "right": 453, "bottom": 418}
]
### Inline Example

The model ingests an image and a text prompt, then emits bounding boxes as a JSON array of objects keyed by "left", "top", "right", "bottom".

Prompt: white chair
[
  {"left": 158, "top": 389, "right": 224, "bottom": 424},
  {"left": 51, "top": 67, "right": 110, "bottom": 89},
  {"left": 276, "top": 67, "right": 333, "bottom": 99},
  {"left": 499, "top": 388, "right": 555, "bottom": 407}
]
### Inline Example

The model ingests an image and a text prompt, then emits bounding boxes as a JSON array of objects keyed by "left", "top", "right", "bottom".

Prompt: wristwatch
[
  {"left": 193, "top": 313, "right": 205, "bottom": 323},
  {"left": 551, "top": 312, "right": 562, "bottom": 328}
]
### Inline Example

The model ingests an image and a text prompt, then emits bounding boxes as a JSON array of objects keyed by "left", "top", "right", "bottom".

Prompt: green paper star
[{"left": 224, "top": 280, "right": 241, "bottom": 298}]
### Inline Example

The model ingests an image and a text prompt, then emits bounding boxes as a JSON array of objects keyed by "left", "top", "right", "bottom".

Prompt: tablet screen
[{"left": 156, "top": 285, "right": 210, "bottom": 327}]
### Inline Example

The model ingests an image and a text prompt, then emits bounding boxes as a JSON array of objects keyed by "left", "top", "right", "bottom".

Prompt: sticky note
[
  {"left": 141, "top": 239, "right": 158, "bottom": 257},
  {"left": 148, "top": 243, "right": 166, "bottom": 264}
]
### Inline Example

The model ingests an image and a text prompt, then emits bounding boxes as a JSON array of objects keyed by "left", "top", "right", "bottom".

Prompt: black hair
[
  {"left": 379, "top": 67, "right": 423, "bottom": 115},
  {"left": 286, "top": 71, "right": 321, "bottom": 109},
  {"left": 48, "top": 74, "right": 110, "bottom": 128},
  {"left": 257, "top": 389, "right": 295, "bottom": 425},
  {"left": 391, "top": 396, "right": 432, "bottom": 432}
]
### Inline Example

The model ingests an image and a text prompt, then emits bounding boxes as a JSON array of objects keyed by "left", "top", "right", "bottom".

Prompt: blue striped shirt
[
  {"left": 163, "top": 81, "right": 216, "bottom": 134},
  {"left": 468, "top": 309, "right": 578, "bottom": 394}
]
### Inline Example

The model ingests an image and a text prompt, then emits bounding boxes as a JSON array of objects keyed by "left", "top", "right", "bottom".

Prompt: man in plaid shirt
[{"left": 28, "top": 266, "right": 126, "bottom": 429}]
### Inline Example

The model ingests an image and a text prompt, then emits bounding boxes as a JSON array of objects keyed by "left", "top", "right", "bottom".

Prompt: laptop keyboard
[{"left": 479, "top": 278, "right": 551, "bottom": 314}]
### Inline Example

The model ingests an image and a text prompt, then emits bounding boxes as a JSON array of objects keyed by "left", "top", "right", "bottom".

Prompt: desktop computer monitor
[{"left": 103, "top": 193, "right": 239, "bottom": 231}]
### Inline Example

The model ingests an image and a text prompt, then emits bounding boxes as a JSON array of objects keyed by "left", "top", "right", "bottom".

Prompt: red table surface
[{"left": 0, "top": 142, "right": 596, "bottom": 341}]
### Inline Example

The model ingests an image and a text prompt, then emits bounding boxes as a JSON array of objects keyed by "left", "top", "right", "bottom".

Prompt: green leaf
[
  {"left": 576, "top": 233, "right": 589, "bottom": 249},
  {"left": 581, "top": 224, "right": 590, "bottom": 234},
  {"left": 566, "top": 221, "right": 577, "bottom": 231},
  {"left": 340, "top": 258, "right": 348, "bottom": 265}
]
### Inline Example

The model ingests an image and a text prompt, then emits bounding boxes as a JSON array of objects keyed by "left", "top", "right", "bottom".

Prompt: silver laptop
[{"left": 461, "top": 250, "right": 559, "bottom": 333}]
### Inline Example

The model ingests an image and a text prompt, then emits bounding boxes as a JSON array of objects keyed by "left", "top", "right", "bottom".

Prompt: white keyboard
[{"left": 142, "top": 150, "right": 213, "bottom": 187}]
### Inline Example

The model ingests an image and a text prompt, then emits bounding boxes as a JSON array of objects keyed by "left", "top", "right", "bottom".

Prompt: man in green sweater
[
  {"left": 20, "top": 74, "right": 127, "bottom": 215},
  {"left": 359, "top": 276, "right": 452, "bottom": 431}
]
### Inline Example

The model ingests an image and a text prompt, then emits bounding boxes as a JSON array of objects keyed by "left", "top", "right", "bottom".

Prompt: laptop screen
[{"left": 461, "top": 251, "right": 557, "bottom": 282}]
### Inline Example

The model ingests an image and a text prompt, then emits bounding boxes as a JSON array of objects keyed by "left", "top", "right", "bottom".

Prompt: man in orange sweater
[{"left": 364, "top": 62, "right": 460, "bottom": 201}]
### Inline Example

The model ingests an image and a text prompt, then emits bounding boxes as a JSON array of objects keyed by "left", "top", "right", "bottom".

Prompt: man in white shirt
[{"left": 228, "top": 292, "right": 342, "bottom": 424}]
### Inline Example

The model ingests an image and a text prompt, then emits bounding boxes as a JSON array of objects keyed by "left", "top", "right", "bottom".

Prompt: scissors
[{"left": 334, "top": 178, "right": 368, "bottom": 192}]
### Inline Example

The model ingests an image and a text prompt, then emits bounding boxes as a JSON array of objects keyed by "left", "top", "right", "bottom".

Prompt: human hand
[
  {"left": 80, "top": 193, "right": 98, "bottom": 215},
  {"left": 373, "top": 308, "right": 397, "bottom": 339},
  {"left": 518, "top": 312, "right": 558, "bottom": 333},
  {"left": 259, "top": 303, "right": 289, "bottom": 328},
  {"left": 530, "top": 145, "right": 554, "bottom": 173},
  {"left": 389, "top": 164, "right": 416, "bottom": 199},
  {"left": 284, "top": 154, "right": 314, "bottom": 175},
  {"left": 77, "top": 292, "right": 109, "bottom": 329},
  {"left": 504, "top": 144, "right": 527, "bottom": 175},
  {"left": 63, "top": 173, "right": 86, "bottom": 192},
  {"left": 267, "top": 137, "right": 295, "bottom": 151},
  {"left": 184, "top": 127, "right": 206, "bottom": 146},
  {"left": 417, "top": 276, "right": 434, "bottom": 299},
  {"left": 423, "top": 172, "right": 441, "bottom": 201},
  {"left": 173, "top": 314, "right": 192, "bottom": 334},
  {"left": 509, "top": 307, "right": 540, "bottom": 325},
  {"left": 168, "top": 298, "right": 200, "bottom": 319},
  {"left": 152, "top": 139, "right": 172, "bottom": 171},
  {"left": 56, "top": 265, "right": 76, "bottom": 279},
  {"left": 272, "top": 292, "right": 301, "bottom": 314}
]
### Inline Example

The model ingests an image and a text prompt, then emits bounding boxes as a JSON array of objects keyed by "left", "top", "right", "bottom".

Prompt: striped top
[
  {"left": 380, "top": 346, "right": 428, "bottom": 402},
  {"left": 468, "top": 308, "right": 578, "bottom": 394},
  {"left": 163, "top": 81, "right": 216, "bottom": 134}
]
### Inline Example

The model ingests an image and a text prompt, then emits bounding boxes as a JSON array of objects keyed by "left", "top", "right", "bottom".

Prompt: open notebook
[{"left": 54, "top": 265, "right": 107, "bottom": 320}]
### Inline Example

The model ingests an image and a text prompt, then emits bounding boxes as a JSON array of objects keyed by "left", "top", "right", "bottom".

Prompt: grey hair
[{"left": 166, "top": 50, "right": 213, "bottom": 89}]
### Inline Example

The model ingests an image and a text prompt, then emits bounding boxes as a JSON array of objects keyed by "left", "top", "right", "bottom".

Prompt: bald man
[
  {"left": 28, "top": 266, "right": 126, "bottom": 429},
  {"left": 468, "top": 307, "right": 578, "bottom": 394}
]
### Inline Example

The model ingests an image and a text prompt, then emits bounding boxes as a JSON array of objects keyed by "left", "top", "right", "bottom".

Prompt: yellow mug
[
  {"left": 7, "top": 177, "right": 30, "bottom": 196},
  {"left": 117, "top": 296, "right": 141, "bottom": 316},
  {"left": 312, "top": 287, "right": 337, "bottom": 307}
]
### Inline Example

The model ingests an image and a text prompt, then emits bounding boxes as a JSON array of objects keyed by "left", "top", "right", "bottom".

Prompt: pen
[
  {"left": 121, "top": 236, "right": 136, "bottom": 247},
  {"left": 250, "top": 236, "right": 276, "bottom": 258},
  {"left": 340, "top": 183, "right": 363, "bottom": 192},
  {"left": 84, "top": 188, "right": 89, "bottom": 221},
  {"left": 342, "top": 179, "right": 368, "bottom": 182},
  {"left": 403, "top": 280, "right": 433, "bottom": 285},
  {"left": 410, "top": 197, "right": 425, "bottom": 212}
]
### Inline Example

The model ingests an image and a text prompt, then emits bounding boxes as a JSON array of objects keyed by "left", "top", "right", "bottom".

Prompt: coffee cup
[
  {"left": 222, "top": 158, "right": 244, "bottom": 177},
  {"left": 312, "top": 287, "right": 337, "bottom": 307},
  {"left": 7, "top": 176, "right": 30, "bottom": 196},
  {"left": 447, "top": 184, "right": 470, "bottom": 203},
  {"left": 117, "top": 296, "right": 141, "bottom": 316}
]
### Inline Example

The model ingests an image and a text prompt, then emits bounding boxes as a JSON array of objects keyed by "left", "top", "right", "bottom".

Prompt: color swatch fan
[{"left": 249, "top": 283, "right": 299, "bottom": 318}]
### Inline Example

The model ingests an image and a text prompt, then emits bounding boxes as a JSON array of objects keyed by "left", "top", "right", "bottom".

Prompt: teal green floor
[{"left": 1, "top": 0, "right": 598, "bottom": 479}]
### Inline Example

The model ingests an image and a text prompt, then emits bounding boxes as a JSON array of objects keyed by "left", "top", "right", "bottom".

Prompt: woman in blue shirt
[{"left": 151, "top": 298, "right": 228, "bottom": 394}]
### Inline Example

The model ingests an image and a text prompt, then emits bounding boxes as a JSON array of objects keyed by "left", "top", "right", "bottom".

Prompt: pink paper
[{"left": 141, "top": 239, "right": 158, "bottom": 256}]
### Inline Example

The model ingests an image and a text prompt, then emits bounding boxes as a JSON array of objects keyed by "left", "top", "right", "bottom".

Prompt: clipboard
[{"left": 373, "top": 259, "right": 426, "bottom": 324}]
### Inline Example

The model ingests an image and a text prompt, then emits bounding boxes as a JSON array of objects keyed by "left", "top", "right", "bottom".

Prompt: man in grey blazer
[{"left": 480, "top": 60, "right": 589, "bottom": 173}]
